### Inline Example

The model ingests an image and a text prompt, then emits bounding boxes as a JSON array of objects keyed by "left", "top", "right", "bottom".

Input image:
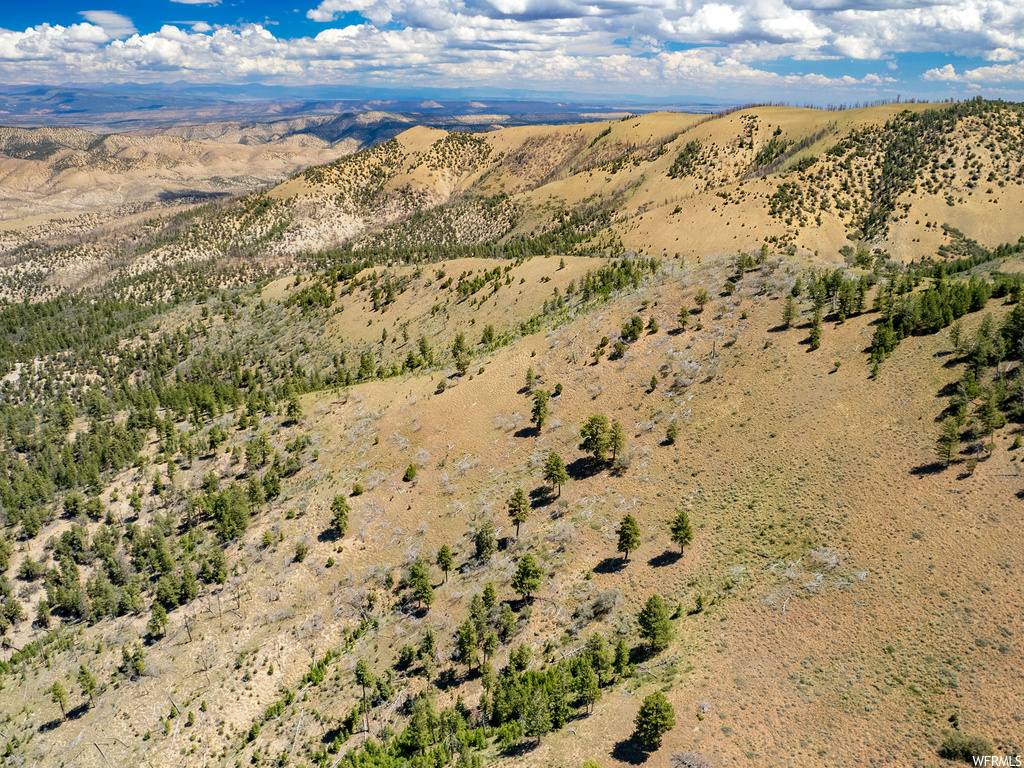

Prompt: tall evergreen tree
[
  {"left": 330, "top": 495, "right": 350, "bottom": 538},
  {"left": 523, "top": 690, "right": 552, "bottom": 744},
  {"left": 49, "top": 681, "right": 68, "bottom": 721},
  {"left": 507, "top": 488, "right": 530, "bottom": 538},
  {"left": 408, "top": 559, "right": 434, "bottom": 610},
  {"left": 632, "top": 691, "right": 675, "bottom": 750},
  {"left": 579, "top": 415, "right": 612, "bottom": 463},
  {"left": 610, "top": 420, "right": 627, "bottom": 461},
  {"left": 436, "top": 545, "right": 454, "bottom": 583},
  {"left": 638, "top": 595, "right": 672, "bottom": 652},
  {"left": 543, "top": 451, "right": 568, "bottom": 496},
  {"left": 511, "top": 553, "right": 543, "bottom": 600},
  {"left": 936, "top": 417, "right": 961, "bottom": 466},
  {"left": 668, "top": 508, "right": 694, "bottom": 554},
  {"left": 531, "top": 389, "right": 550, "bottom": 431},
  {"left": 809, "top": 305, "right": 823, "bottom": 350},
  {"left": 355, "top": 659, "right": 375, "bottom": 734},
  {"left": 456, "top": 619, "right": 477, "bottom": 671},
  {"left": 577, "top": 660, "right": 600, "bottom": 713},
  {"left": 617, "top": 514, "right": 641, "bottom": 561},
  {"left": 781, "top": 295, "right": 796, "bottom": 329},
  {"left": 78, "top": 664, "right": 97, "bottom": 708}
]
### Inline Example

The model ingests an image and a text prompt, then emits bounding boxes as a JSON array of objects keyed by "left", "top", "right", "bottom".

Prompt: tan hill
[
  {"left": 244, "top": 100, "right": 1024, "bottom": 266},
  {"left": 0, "top": 123, "right": 354, "bottom": 224},
  {"left": 1, "top": 239, "right": 1022, "bottom": 766},
  {"left": 1, "top": 100, "right": 1024, "bottom": 768},
  {"left": 9, "top": 102, "right": 1024, "bottom": 303}
]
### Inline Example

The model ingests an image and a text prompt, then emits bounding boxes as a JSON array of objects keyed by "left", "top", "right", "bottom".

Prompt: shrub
[
  {"left": 665, "top": 422, "right": 679, "bottom": 444},
  {"left": 939, "top": 732, "right": 993, "bottom": 762},
  {"left": 403, "top": 464, "right": 417, "bottom": 482},
  {"left": 294, "top": 542, "right": 309, "bottom": 562}
]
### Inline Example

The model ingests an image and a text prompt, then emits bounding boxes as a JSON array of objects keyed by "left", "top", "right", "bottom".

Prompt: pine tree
[
  {"left": 531, "top": 389, "right": 550, "bottom": 431},
  {"left": 809, "top": 305, "right": 823, "bottom": 350},
  {"left": 677, "top": 306, "right": 690, "bottom": 331},
  {"left": 613, "top": 639, "right": 632, "bottom": 677},
  {"left": 507, "top": 488, "right": 530, "bottom": 538},
  {"left": 456, "top": 619, "right": 477, "bottom": 671},
  {"left": 617, "top": 514, "right": 641, "bottom": 562},
  {"left": 482, "top": 582, "right": 497, "bottom": 610},
  {"left": 523, "top": 690, "right": 552, "bottom": 744},
  {"left": 579, "top": 415, "right": 612, "bottom": 463},
  {"left": 577, "top": 659, "right": 600, "bottom": 712},
  {"left": 549, "top": 667, "right": 571, "bottom": 728},
  {"left": 543, "top": 451, "right": 568, "bottom": 496},
  {"left": 78, "top": 664, "right": 97, "bottom": 707},
  {"left": 610, "top": 420, "right": 626, "bottom": 461},
  {"left": 147, "top": 603, "right": 168, "bottom": 639},
  {"left": 470, "top": 593, "right": 487, "bottom": 638},
  {"left": 474, "top": 521, "right": 497, "bottom": 561},
  {"left": 638, "top": 595, "right": 672, "bottom": 652},
  {"left": 355, "top": 660, "right": 374, "bottom": 734},
  {"left": 936, "top": 417, "right": 961, "bottom": 467},
  {"left": 511, "top": 553, "right": 544, "bottom": 600},
  {"left": 695, "top": 288, "right": 710, "bottom": 311},
  {"left": 408, "top": 559, "right": 434, "bottom": 610},
  {"left": 330, "top": 495, "right": 350, "bottom": 538},
  {"left": 668, "top": 508, "right": 694, "bottom": 554},
  {"left": 498, "top": 603, "right": 516, "bottom": 640},
  {"left": 781, "top": 295, "right": 796, "bottom": 329},
  {"left": 436, "top": 545, "right": 453, "bottom": 583},
  {"left": 632, "top": 691, "right": 675, "bottom": 750},
  {"left": 49, "top": 681, "right": 68, "bottom": 721},
  {"left": 286, "top": 396, "right": 303, "bottom": 424},
  {"left": 483, "top": 631, "right": 498, "bottom": 663},
  {"left": 406, "top": 694, "right": 437, "bottom": 754}
]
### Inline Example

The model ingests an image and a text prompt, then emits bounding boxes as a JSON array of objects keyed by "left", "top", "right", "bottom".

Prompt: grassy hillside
[{"left": 1, "top": 101, "right": 1023, "bottom": 768}]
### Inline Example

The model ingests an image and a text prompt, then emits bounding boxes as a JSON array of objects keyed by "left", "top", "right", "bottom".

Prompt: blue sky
[{"left": 1, "top": 0, "right": 1023, "bottom": 102}]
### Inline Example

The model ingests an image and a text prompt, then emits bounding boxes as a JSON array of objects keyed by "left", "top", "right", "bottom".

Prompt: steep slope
[
  {"left": 2, "top": 101, "right": 1024, "bottom": 768},
  {"left": 0, "top": 241, "right": 1022, "bottom": 766},
  {"left": 255, "top": 101, "right": 1024, "bottom": 266}
]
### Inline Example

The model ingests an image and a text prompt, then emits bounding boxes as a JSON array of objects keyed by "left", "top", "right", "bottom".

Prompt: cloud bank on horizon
[{"left": 1, "top": 0, "right": 1023, "bottom": 101}]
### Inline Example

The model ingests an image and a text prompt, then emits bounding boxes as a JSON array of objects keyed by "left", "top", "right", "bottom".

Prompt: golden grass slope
[
  {"left": 264, "top": 102, "right": 1024, "bottom": 267},
  {"left": 3, "top": 251, "right": 1021, "bottom": 767}
]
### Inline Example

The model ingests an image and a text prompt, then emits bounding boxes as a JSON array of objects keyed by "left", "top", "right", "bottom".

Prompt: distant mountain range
[{"left": 0, "top": 82, "right": 730, "bottom": 131}]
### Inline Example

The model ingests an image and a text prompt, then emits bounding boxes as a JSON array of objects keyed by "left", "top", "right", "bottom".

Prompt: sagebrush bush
[{"left": 939, "top": 732, "right": 993, "bottom": 762}]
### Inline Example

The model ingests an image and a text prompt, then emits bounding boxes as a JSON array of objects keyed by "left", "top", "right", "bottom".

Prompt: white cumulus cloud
[
  {"left": 0, "top": 0, "right": 1018, "bottom": 96},
  {"left": 78, "top": 10, "right": 137, "bottom": 38}
]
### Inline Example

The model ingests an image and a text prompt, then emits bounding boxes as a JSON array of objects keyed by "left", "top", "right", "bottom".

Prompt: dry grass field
[{"left": 1, "top": 101, "right": 1023, "bottom": 768}]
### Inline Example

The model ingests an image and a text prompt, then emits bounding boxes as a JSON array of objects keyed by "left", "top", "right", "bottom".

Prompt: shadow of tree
[
  {"left": 501, "top": 738, "right": 540, "bottom": 757},
  {"left": 594, "top": 556, "right": 627, "bottom": 574},
  {"left": 611, "top": 739, "right": 649, "bottom": 765},
  {"left": 38, "top": 718, "right": 62, "bottom": 733},
  {"left": 316, "top": 528, "right": 337, "bottom": 543},
  {"left": 911, "top": 462, "right": 947, "bottom": 476},
  {"left": 529, "top": 486, "right": 554, "bottom": 508},
  {"left": 648, "top": 550, "right": 682, "bottom": 568},
  {"left": 567, "top": 457, "right": 604, "bottom": 481}
]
